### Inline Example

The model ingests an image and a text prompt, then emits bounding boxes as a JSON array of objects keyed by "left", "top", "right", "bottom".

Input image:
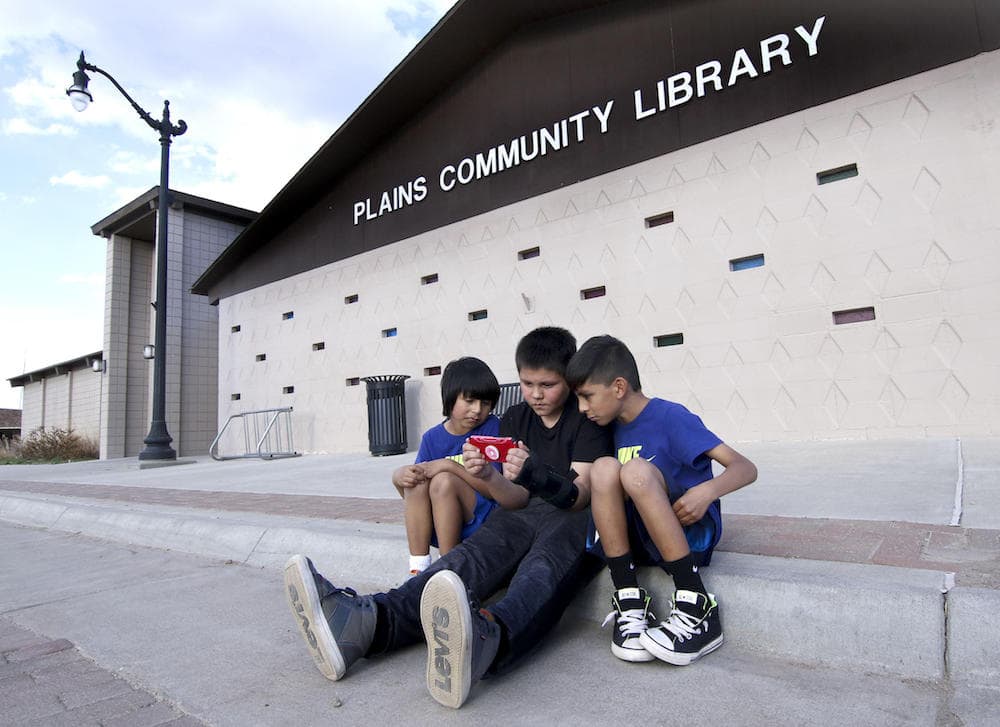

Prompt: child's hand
[
  {"left": 420, "top": 459, "right": 447, "bottom": 478},
  {"left": 502, "top": 441, "right": 530, "bottom": 482},
  {"left": 672, "top": 483, "right": 713, "bottom": 526},
  {"left": 396, "top": 465, "right": 428, "bottom": 488},
  {"left": 462, "top": 440, "right": 489, "bottom": 477}
]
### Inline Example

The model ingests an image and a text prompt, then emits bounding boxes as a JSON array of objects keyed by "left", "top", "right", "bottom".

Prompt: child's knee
[
  {"left": 590, "top": 456, "right": 623, "bottom": 494},
  {"left": 428, "top": 471, "right": 462, "bottom": 498},
  {"left": 620, "top": 458, "right": 665, "bottom": 496}
]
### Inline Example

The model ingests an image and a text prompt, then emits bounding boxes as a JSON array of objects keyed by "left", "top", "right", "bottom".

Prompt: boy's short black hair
[
  {"left": 514, "top": 326, "right": 577, "bottom": 377},
  {"left": 441, "top": 357, "right": 501, "bottom": 416},
  {"left": 566, "top": 335, "right": 642, "bottom": 391}
]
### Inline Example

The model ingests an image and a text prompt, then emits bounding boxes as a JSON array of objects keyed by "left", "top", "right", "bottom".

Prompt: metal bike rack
[{"left": 209, "top": 406, "right": 300, "bottom": 461}]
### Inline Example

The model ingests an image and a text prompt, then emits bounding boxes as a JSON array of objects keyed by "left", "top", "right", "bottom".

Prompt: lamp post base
[{"left": 138, "top": 432, "right": 177, "bottom": 461}]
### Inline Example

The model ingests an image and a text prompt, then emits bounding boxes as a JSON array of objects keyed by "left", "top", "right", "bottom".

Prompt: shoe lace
[
  {"left": 659, "top": 605, "right": 704, "bottom": 643},
  {"left": 601, "top": 606, "right": 651, "bottom": 637}
]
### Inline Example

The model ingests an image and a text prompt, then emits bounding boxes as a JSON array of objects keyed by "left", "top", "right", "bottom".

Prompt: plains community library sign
[{"left": 353, "top": 15, "right": 827, "bottom": 226}]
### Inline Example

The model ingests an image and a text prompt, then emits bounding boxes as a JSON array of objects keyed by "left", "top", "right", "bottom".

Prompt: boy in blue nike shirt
[{"left": 566, "top": 335, "right": 757, "bottom": 665}]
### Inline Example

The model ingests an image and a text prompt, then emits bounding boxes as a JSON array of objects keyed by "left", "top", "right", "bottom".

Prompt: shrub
[{"left": 8, "top": 427, "right": 98, "bottom": 463}]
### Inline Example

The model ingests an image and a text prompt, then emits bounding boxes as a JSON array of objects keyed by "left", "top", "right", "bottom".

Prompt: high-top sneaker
[
  {"left": 639, "top": 590, "right": 723, "bottom": 666},
  {"left": 420, "top": 570, "right": 500, "bottom": 709},
  {"left": 601, "top": 587, "right": 656, "bottom": 662},
  {"left": 283, "top": 554, "right": 377, "bottom": 681}
]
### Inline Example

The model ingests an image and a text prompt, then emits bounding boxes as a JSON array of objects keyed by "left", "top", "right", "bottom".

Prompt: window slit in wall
[
  {"left": 644, "top": 211, "right": 674, "bottom": 228},
  {"left": 817, "top": 163, "right": 859, "bottom": 185},
  {"left": 654, "top": 333, "right": 684, "bottom": 347},
  {"left": 730, "top": 254, "right": 765, "bottom": 271},
  {"left": 832, "top": 306, "right": 875, "bottom": 325}
]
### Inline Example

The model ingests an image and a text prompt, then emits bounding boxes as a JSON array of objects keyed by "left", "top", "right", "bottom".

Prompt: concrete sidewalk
[{"left": 1, "top": 437, "right": 999, "bottom": 722}]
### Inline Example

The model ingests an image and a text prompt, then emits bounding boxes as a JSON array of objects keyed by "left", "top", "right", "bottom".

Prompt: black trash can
[{"left": 362, "top": 375, "right": 410, "bottom": 456}]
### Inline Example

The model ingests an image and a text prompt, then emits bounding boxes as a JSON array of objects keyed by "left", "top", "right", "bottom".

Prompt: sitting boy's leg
[
  {"left": 420, "top": 570, "right": 500, "bottom": 709},
  {"left": 428, "top": 471, "right": 479, "bottom": 554},
  {"left": 402, "top": 482, "right": 433, "bottom": 573},
  {"left": 589, "top": 456, "right": 630, "bottom": 559},
  {"left": 616, "top": 459, "right": 723, "bottom": 665},
  {"left": 487, "top": 504, "right": 600, "bottom": 673},
  {"left": 283, "top": 555, "right": 378, "bottom": 681},
  {"left": 590, "top": 456, "right": 656, "bottom": 662}
]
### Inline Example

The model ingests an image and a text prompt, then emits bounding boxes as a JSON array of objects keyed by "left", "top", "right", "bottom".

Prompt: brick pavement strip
[
  {"left": 2, "top": 480, "right": 999, "bottom": 587},
  {"left": 0, "top": 617, "right": 204, "bottom": 726}
]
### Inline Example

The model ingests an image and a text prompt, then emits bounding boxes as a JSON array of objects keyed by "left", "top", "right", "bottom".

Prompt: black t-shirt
[{"left": 499, "top": 393, "right": 613, "bottom": 476}]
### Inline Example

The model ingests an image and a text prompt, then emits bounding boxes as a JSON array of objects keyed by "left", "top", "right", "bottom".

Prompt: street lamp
[{"left": 67, "top": 51, "right": 186, "bottom": 461}]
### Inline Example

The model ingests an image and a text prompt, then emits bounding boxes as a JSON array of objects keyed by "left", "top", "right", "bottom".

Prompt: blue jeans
[{"left": 371, "top": 500, "right": 600, "bottom": 673}]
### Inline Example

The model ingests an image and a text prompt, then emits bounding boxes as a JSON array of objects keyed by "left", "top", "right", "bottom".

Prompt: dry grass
[{"left": 0, "top": 427, "right": 99, "bottom": 464}]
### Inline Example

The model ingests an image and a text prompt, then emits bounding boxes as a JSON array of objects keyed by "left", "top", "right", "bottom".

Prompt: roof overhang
[{"left": 191, "top": 0, "right": 614, "bottom": 297}]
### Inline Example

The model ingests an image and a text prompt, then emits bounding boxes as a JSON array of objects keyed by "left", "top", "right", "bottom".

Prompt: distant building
[
  {"left": 8, "top": 354, "right": 102, "bottom": 443},
  {"left": 0, "top": 408, "right": 21, "bottom": 442},
  {"left": 8, "top": 187, "right": 256, "bottom": 458}
]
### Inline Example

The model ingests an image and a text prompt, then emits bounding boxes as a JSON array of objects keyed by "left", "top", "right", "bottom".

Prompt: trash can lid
[{"left": 362, "top": 375, "right": 411, "bottom": 383}]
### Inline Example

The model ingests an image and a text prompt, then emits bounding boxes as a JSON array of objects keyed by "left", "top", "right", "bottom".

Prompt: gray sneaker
[
  {"left": 283, "top": 554, "right": 377, "bottom": 681},
  {"left": 420, "top": 570, "right": 500, "bottom": 709}
]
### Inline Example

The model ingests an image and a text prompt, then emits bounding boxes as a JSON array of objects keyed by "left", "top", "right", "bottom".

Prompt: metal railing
[{"left": 209, "top": 406, "right": 299, "bottom": 461}]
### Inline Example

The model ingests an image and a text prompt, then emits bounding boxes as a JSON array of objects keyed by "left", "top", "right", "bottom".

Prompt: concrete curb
[{"left": 0, "top": 492, "right": 955, "bottom": 683}]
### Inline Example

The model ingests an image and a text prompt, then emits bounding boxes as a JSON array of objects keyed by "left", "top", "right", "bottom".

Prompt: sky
[{"left": 0, "top": 0, "right": 456, "bottom": 409}]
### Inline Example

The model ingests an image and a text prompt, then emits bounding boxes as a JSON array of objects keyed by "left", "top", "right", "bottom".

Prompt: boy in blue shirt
[
  {"left": 566, "top": 335, "right": 757, "bottom": 665},
  {"left": 391, "top": 357, "right": 502, "bottom": 575}
]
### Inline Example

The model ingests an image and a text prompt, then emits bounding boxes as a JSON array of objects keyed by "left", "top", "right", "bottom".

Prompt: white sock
[{"left": 409, "top": 553, "right": 432, "bottom": 573}]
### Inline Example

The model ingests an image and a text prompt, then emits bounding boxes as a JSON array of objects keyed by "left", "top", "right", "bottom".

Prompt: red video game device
[{"left": 468, "top": 435, "right": 515, "bottom": 463}]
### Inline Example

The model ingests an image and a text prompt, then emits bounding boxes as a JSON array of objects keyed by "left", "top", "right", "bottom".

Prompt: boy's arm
[
  {"left": 420, "top": 457, "right": 496, "bottom": 497},
  {"left": 507, "top": 449, "right": 596, "bottom": 512},
  {"left": 462, "top": 441, "right": 531, "bottom": 509},
  {"left": 672, "top": 443, "right": 757, "bottom": 526}
]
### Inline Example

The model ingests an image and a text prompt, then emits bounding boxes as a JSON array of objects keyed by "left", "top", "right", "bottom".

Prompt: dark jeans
[{"left": 371, "top": 500, "right": 601, "bottom": 673}]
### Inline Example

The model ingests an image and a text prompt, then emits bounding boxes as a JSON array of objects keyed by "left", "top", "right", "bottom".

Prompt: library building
[{"left": 13, "top": 0, "right": 1000, "bottom": 457}]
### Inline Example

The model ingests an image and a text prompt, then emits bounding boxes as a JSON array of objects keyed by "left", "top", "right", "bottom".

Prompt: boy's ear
[{"left": 613, "top": 376, "right": 629, "bottom": 398}]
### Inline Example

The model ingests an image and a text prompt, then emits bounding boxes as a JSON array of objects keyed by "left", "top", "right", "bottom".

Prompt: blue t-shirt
[
  {"left": 415, "top": 414, "right": 501, "bottom": 466},
  {"left": 615, "top": 398, "right": 723, "bottom": 551}
]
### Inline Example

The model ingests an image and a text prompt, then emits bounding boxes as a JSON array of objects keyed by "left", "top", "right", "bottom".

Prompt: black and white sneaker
[
  {"left": 639, "top": 590, "right": 723, "bottom": 666},
  {"left": 420, "top": 570, "right": 500, "bottom": 709},
  {"left": 601, "top": 587, "right": 656, "bottom": 662},
  {"left": 283, "top": 554, "right": 377, "bottom": 681}
]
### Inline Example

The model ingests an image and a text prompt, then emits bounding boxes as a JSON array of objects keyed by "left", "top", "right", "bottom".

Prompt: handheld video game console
[{"left": 468, "top": 435, "right": 516, "bottom": 463}]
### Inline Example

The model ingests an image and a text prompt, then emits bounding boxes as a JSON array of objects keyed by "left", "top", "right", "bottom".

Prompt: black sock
[
  {"left": 607, "top": 552, "right": 639, "bottom": 591},
  {"left": 661, "top": 553, "right": 705, "bottom": 596}
]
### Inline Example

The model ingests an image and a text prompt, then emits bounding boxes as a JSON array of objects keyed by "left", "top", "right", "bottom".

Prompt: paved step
[
  {"left": 2, "top": 488, "right": 998, "bottom": 687},
  {"left": 4, "top": 521, "right": 999, "bottom": 727}
]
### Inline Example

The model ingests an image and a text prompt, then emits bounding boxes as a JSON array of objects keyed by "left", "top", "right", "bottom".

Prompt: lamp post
[{"left": 67, "top": 51, "right": 186, "bottom": 461}]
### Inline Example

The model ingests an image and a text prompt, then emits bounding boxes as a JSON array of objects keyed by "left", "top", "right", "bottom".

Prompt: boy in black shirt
[{"left": 283, "top": 327, "right": 612, "bottom": 709}]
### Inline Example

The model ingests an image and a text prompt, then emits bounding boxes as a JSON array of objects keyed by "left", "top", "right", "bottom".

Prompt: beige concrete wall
[
  {"left": 99, "top": 205, "right": 247, "bottom": 459},
  {"left": 19, "top": 381, "right": 43, "bottom": 436},
  {"left": 217, "top": 50, "right": 1000, "bottom": 454},
  {"left": 17, "top": 367, "right": 101, "bottom": 444}
]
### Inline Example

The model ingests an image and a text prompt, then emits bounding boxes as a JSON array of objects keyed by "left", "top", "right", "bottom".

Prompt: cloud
[
  {"left": 49, "top": 170, "right": 111, "bottom": 189},
  {"left": 108, "top": 150, "right": 158, "bottom": 175},
  {"left": 2, "top": 117, "right": 75, "bottom": 135}
]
